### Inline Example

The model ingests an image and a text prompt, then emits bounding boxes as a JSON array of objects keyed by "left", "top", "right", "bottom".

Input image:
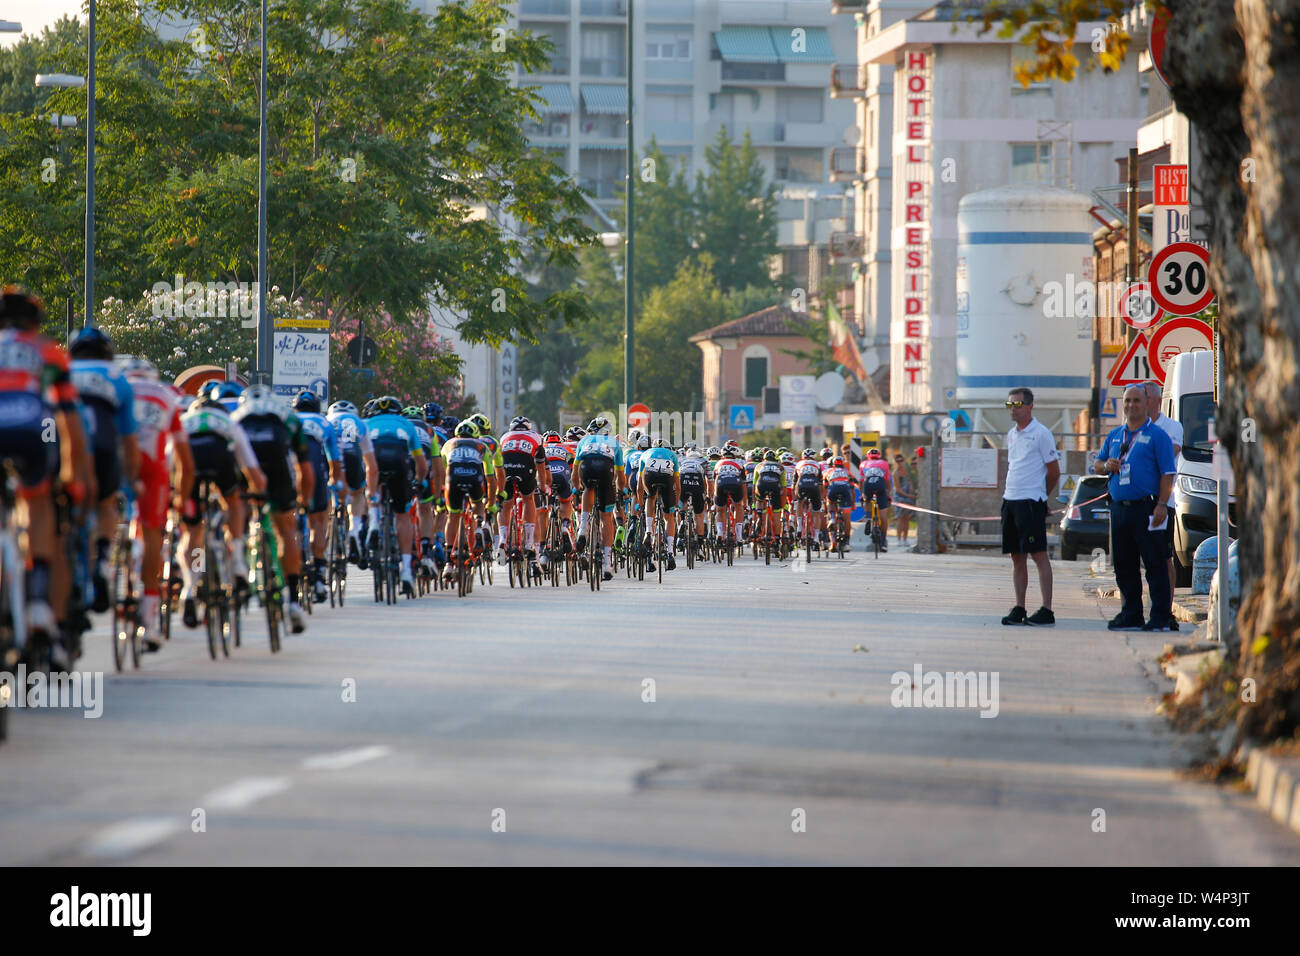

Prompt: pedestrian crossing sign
[{"left": 729, "top": 404, "right": 755, "bottom": 431}]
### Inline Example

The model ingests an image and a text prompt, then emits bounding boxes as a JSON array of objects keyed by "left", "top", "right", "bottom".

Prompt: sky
[{"left": 0, "top": 2, "right": 85, "bottom": 47}]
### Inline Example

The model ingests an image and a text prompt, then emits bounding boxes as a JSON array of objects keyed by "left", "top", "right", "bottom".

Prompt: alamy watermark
[
  {"left": 890, "top": 663, "right": 999, "bottom": 718},
  {"left": 594, "top": 403, "right": 706, "bottom": 447},
  {"left": 0, "top": 665, "right": 103, "bottom": 718},
  {"left": 149, "top": 273, "right": 259, "bottom": 323}
]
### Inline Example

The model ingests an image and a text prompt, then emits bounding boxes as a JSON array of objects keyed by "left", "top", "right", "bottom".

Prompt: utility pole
[
  {"left": 254, "top": 0, "right": 271, "bottom": 385},
  {"left": 623, "top": 0, "right": 635, "bottom": 407},
  {"left": 84, "top": 0, "right": 95, "bottom": 327},
  {"left": 1126, "top": 147, "right": 1138, "bottom": 344}
]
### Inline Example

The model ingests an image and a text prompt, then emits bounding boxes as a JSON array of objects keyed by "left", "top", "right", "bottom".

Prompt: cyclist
[
  {"left": 0, "top": 287, "right": 91, "bottom": 645},
  {"left": 69, "top": 326, "right": 140, "bottom": 613},
  {"left": 179, "top": 394, "right": 267, "bottom": 627},
  {"left": 467, "top": 413, "right": 502, "bottom": 538},
  {"left": 794, "top": 448, "right": 828, "bottom": 547},
  {"left": 441, "top": 420, "right": 490, "bottom": 571},
  {"left": 497, "top": 416, "right": 549, "bottom": 572},
  {"left": 403, "top": 405, "right": 442, "bottom": 576},
  {"left": 637, "top": 437, "right": 680, "bottom": 573},
  {"left": 422, "top": 404, "right": 452, "bottom": 569},
  {"left": 678, "top": 444, "right": 709, "bottom": 558},
  {"left": 753, "top": 449, "right": 788, "bottom": 547},
  {"left": 539, "top": 430, "right": 574, "bottom": 562},
  {"left": 712, "top": 442, "right": 746, "bottom": 548},
  {"left": 327, "top": 399, "right": 378, "bottom": 564},
  {"left": 362, "top": 396, "right": 427, "bottom": 596},
  {"left": 823, "top": 453, "right": 855, "bottom": 552},
  {"left": 232, "top": 384, "right": 313, "bottom": 631},
  {"left": 573, "top": 416, "right": 623, "bottom": 581},
  {"left": 294, "top": 391, "right": 343, "bottom": 602},
  {"left": 860, "top": 448, "right": 891, "bottom": 553}
]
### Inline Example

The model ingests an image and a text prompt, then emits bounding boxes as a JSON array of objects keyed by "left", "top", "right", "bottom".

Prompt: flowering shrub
[{"left": 330, "top": 312, "right": 467, "bottom": 413}]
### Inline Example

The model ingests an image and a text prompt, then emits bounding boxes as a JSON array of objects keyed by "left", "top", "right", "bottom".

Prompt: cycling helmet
[
  {"left": 707, "top": 447, "right": 721, "bottom": 460},
  {"left": 831, "top": 456, "right": 845, "bottom": 467},
  {"left": 627, "top": 428, "right": 643, "bottom": 445},
  {"left": 239, "top": 383, "right": 281, "bottom": 415},
  {"left": 763, "top": 450, "right": 777, "bottom": 462},
  {"left": 294, "top": 390, "right": 322, "bottom": 414},
  {"left": 329, "top": 400, "right": 358, "bottom": 416},
  {"left": 423, "top": 402, "right": 443, "bottom": 421},
  {"left": 683, "top": 440, "right": 698, "bottom": 453},
  {"left": 635, "top": 435, "right": 651, "bottom": 451},
  {"left": 867, "top": 448, "right": 881, "bottom": 460},
  {"left": 468, "top": 413, "right": 491, "bottom": 435},
  {"left": 70, "top": 325, "right": 114, "bottom": 359},
  {"left": 190, "top": 395, "right": 225, "bottom": 413},
  {"left": 653, "top": 437, "right": 667, "bottom": 448},
  {"left": 820, "top": 448, "right": 833, "bottom": 461},
  {"left": 746, "top": 449, "right": 760, "bottom": 462},
  {"left": 440, "top": 416, "right": 459, "bottom": 433},
  {"left": 781, "top": 452, "right": 795, "bottom": 464},
  {"left": 510, "top": 416, "right": 531, "bottom": 432},
  {"left": 776, "top": 446, "right": 789, "bottom": 457},
  {"left": 213, "top": 382, "right": 244, "bottom": 402},
  {"left": 565, "top": 426, "right": 586, "bottom": 442},
  {"left": 454, "top": 421, "right": 479, "bottom": 439},
  {"left": 367, "top": 395, "right": 402, "bottom": 417},
  {"left": 119, "top": 355, "right": 159, "bottom": 381},
  {"left": 802, "top": 448, "right": 815, "bottom": 459},
  {"left": 542, "top": 430, "right": 561, "bottom": 442},
  {"left": 588, "top": 416, "right": 610, "bottom": 436},
  {"left": 0, "top": 285, "right": 47, "bottom": 327}
]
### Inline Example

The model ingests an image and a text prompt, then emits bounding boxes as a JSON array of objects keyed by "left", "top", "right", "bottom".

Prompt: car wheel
[{"left": 1060, "top": 537, "right": 1076, "bottom": 561}]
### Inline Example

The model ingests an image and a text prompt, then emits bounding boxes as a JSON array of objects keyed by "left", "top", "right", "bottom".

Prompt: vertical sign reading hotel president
[{"left": 894, "top": 48, "right": 932, "bottom": 408}]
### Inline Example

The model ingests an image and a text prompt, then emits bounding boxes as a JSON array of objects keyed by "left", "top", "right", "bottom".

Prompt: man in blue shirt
[{"left": 1094, "top": 383, "right": 1177, "bottom": 631}]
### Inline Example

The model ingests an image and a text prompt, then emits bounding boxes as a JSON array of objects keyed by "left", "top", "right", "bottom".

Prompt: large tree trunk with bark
[{"left": 1165, "top": 0, "right": 1300, "bottom": 742}]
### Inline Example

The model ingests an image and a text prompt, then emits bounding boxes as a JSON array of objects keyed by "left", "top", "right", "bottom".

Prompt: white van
[{"left": 1161, "top": 350, "right": 1235, "bottom": 587}]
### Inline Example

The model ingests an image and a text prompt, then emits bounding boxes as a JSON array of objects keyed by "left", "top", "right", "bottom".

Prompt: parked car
[
  {"left": 1058, "top": 475, "right": 1110, "bottom": 560},
  {"left": 1161, "top": 351, "right": 1236, "bottom": 587}
]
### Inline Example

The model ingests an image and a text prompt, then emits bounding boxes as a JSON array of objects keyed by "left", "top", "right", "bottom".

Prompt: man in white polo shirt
[
  {"left": 1000, "top": 387, "right": 1061, "bottom": 626},
  {"left": 1144, "top": 380, "right": 1183, "bottom": 592}
]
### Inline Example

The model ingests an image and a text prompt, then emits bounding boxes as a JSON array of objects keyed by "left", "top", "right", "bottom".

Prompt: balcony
[
  {"left": 829, "top": 231, "right": 864, "bottom": 260},
  {"left": 829, "top": 146, "right": 864, "bottom": 181},
  {"left": 830, "top": 63, "right": 864, "bottom": 97},
  {"left": 520, "top": 0, "right": 570, "bottom": 14},
  {"left": 645, "top": 0, "right": 694, "bottom": 18},
  {"left": 581, "top": 56, "right": 626, "bottom": 78},
  {"left": 580, "top": 0, "right": 628, "bottom": 14},
  {"left": 720, "top": 61, "right": 785, "bottom": 82}
]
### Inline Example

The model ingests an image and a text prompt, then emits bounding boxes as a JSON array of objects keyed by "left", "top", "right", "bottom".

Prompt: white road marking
[
  {"left": 201, "top": 776, "right": 292, "bottom": 811},
  {"left": 300, "top": 744, "right": 392, "bottom": 772},
  {"left": 83, "top": 818, "right": 185, "bottom": 860}
]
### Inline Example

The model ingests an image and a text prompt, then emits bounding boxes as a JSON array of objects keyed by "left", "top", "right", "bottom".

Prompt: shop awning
[
  {"left": 531, "top": 83, "right": 574, "bottom": 113},
  {"left": 714, "top": 25, "right": 779, "bottom": 64}
]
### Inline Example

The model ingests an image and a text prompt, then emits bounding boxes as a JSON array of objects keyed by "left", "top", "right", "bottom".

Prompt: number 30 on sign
[{"left": 1148, "top": 241, "right": 1215, "bottom": 316}]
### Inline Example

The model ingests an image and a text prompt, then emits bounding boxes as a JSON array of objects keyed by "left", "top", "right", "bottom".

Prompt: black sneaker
[
  {"left": 182, "top": 597, "right": 198, "bottom": 629},
  {"left": 602, "top": 570, "right": 613, "bottom": 581},
  {"left": 1141, "top": 617, "right": 1179, "bottom": 632},
  {"left": 348, "top": 536, "right": 360, "bottom": 564},
  {"left": 1001, "top": 605, "right": 1027, "bottom": 625},
  {"left": 1107, "top": 613, "right": 1146, "bottom": 631},
  {"left": 1025, "top": 606, "right": 1055, "bottom": 626},
  {"left": 91, "top": 570, "right": 110, "bottom": 613},
  {"left": 666, "top": 555, "right": 676, "bottom": 571}
]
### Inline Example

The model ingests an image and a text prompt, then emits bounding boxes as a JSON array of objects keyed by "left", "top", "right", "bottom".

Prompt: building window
[
  {"left": 522, "top": 22, "right": 570, "bottom": 76},
  {"left": 646, "top": 33, "right": 692, "bottom": 59},
  {"left": 581, "top": 25, "right": 625, "bottom": 77},
  {"left": 744, "top": 355, "right": 768, "bottom": 399},
  {"left": 775, "top": 148, "right": 823, "bottom": 183},
  {"left": 775, "top": 89, "right": 824, "bottom": 124},
  {"left": 1011, "top": 143, "right": 1052, "bottom": 184},
  {"left": 1010, "top": 48, "right": 1052, "bottom": 94}
]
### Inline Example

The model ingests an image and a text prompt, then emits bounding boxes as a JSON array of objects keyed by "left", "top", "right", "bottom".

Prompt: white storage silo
[{"left": 955, "top": 185, "right": 1095, "bottom": 436}]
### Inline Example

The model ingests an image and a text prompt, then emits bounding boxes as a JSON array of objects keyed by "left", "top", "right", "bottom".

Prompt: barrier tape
[{"left": 890, "top": 492, "right": 1111, "bottom": 523}]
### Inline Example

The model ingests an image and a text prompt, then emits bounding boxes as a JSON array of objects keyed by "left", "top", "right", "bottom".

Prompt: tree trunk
[{"left": 1165, "top": 0, "right": 1300, "bottom": 741}]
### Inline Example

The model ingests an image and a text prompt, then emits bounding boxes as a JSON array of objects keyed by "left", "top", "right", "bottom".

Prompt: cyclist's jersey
[
  {"left": 703, "top": 459, "right": 719, "bottom": 479},
  {"left": 744, "top": 460, "right": 758, "bottom": 485},
  {"left": 499, "top": 428, "right": 544, "bottom": 462},
  {"left": 70, "top": 358, "right": 137, "bottom": 450},
  {"left": 181, "top": 404, "right": 257, "bottom": 470},
  {"left": 232, "top": 402, "right": 310, "bottom": 463},
  {"left": 574, "top": 434, "right": 625, "bottom": 471},
  {"left": 478, "top": 432, "right": 504, "bottom": 471},
  {"left": 442, "top": 435, "right": 489, "bottom": 480},
  {"left": 782, "top": 462, "right": 797, "bottom": 486},
  {"left": 0, "top": 327, "right": 77, "bottom": 410},
  {"left": 543, "top": 437, "right": 574, "bottom": 479},
  {"left": 129, "top": 378, "right": 186, "bottom": 462},
  {"left": 328, "top": 410, "right": 374, "bottom": 455},
  {"left": 679, "top": 454, "right": 708, "bottom": 480},
  {"left": 365, "top": 412, "right": 422, "bottom": 457},
  {"left": 753, "top": 460, "right": 787, "bottom": 487},
  {"left": 297, "top": 411, "right": 340, "bottom": 463},
  {"left": 409, "top": 418, "right": 436, "bottom": 458},
  {"left": 432, "top": 424, "right": 450, "bottom": 446},
  {"left": 862, "top": 459, "right": 891, "bottom": 486},
  {"left": 713, "top": 455, "right": 745, "bottom": 484},
  {"left": 639, "top": 447, "right": 679, "bottom": 477},
  {"left": 625, "top": 448, "right": 643, "bottom": 484},
  {"left": 823, "top": 462, "right": 853, "bottom": 486},
  {"left": 795, "top": 458, "right": 823, "bottom": 484}
]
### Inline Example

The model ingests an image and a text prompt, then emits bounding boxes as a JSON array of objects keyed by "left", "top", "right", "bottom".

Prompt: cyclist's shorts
[
  {"left": 92, "top": 445, "right": 122, "bottom": 504},
  {"left": 187, "top": 438, "right": 239, "bottom": 525},
  {"left": 826, "top": 482, "right": 853, "bottom": 511},
  {"left": 641, "top": 470, "right": 677, "bottom": 510},
  {"left": 797, "top": 480, "right": 823, "bottom": 511},
  {"left": 755, "top": 477, "right": 783, "bottom": 509},
  {"left": 502, "top": 462, "right": 538, "bottom": 498},
  {"left": 342, "top": 447, "right": 365, "bottom": 492},
  {"left": 714, "top": 479, "right": 744, "bottom": 507},
  {"left": 373, "top": 439, "right": 412, "bottom": 512},
  {"left": 547, "top": 471, "right": 572, "bottom": 503},
  {"left": 861, "top": 476, "right": 890, "bottom": 510},
  {"left": 137, "top": 453, "right": 171, "bottom": 529},
  {"left": 249, "top": 439, "right": 298, "bottom": 513},
  {"left": 578, "top": 456, "right": 618, "bottom": 513},
  {"left": 679, "top": 473, "right": 707, "bottom": 515},
  {"left": 0, "top": 395, "right": 56, "bottom": 497},
  {"left": 446, "top": 475, "right": 485, "bottom": 515}
]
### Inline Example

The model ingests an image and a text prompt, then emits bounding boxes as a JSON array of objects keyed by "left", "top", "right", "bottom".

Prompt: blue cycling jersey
[
  {"left": 366, "top": 413, "right": 420, "bottom": 452},
  {"left": 297, "top": 411, "right": 339, "bottom": 462},
  {"left": 70, "top": 359, "right": 137, "bottom": 444},
  {"left": 575, "top": 434, "right": 624, "bottom": 468}
]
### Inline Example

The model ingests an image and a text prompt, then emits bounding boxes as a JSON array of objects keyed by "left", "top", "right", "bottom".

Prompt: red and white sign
[
  {"left": 1148, "top": 241, "right": 1215, "bottom": 315},
  {"left": 1119, "top": 282, "right": 1163, "bottom": 330},
  {"left": 1108, "top": 331, "right": 1154, "bottom": 387},
  {"left": 1153, "top": 164, "right": 1188, "bottom": 206},
  {"left": 1153, "top": 164, "right": 1190, "bottom": 253},
  {"left": 1148, "top": 317, "right": 1213, "bottom": 383},
  {"left": 626, "top": 402, "right": 650, "bottom": 429},
  {"left": 1149, "top": 9, "right": 1170, "bottom": 89},
  {"left": 895, "top": 49, "right": 931, "bottom": 398}
]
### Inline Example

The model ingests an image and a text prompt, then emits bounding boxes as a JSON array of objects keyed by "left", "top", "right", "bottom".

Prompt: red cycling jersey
[{"left": 0, "top": 327, "right": 78, "bottom": 408}]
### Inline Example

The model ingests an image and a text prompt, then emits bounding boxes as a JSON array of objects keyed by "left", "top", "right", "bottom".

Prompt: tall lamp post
[
  {"left": 623, "top": 0, "right": 634, "bottom": 407},
  {"left": 254, "top": 0, "right": 271, "bottom": 386},
  {"left": 36, "top": 70, "right": 93, "bottom": 326}
]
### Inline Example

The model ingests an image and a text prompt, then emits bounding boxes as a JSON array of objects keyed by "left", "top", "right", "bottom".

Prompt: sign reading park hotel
[{"left": 893, "top": 49, "right": 933, "bottom": 407}]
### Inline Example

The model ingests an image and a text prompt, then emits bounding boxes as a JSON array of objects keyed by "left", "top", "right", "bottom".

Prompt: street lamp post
[
  {"left": 623, "top": 0, "right": 634, "bottom": 407},
  {"left": 254, "top": 0, "right": 271, "bottom": 386},
  {"left": 35, "top": 67, "right": 93, "bottom": 328}
]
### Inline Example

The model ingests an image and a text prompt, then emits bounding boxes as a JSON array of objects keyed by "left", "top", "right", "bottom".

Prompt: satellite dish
[
  {"left": 814, "top": 372, "right": 845, "bottom": 408},
  {"left": 843, "top": 125, "right": 861, "bottom": 146}
]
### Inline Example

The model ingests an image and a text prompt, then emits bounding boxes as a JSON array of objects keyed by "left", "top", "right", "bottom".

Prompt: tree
[
  {"left": 614, "top": 138, "right": 695, "bottom": 296},
  {"left": 693, "top": 126, "right": 780, "bottom": 294},
  {"left": 330, "top": 311, "right": 466, "bottom": 412},
  {"left": 632, "top": 257, "right": 731, "bottom": 412},
  {"left": 975, "top": 0, "right": 1300, "bottom": 744},
  {"left": 558, "top": 244, "right": 626, "bottom": 418}
]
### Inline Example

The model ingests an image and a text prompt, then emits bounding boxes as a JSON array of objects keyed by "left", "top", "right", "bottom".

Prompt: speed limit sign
[
  {"left": 1148, "top": 241, "right": 1215, "bottom": 315},
  {"left": 1119, "top": 282, "right": 1163, "bottom": 330}
]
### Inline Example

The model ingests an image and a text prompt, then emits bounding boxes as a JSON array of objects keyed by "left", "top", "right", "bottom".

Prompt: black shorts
[
  {"left": 755, "top": 478, "right": 783, "bottom": 509},
  {"left": 249, "top": 439, "right": 298, "bottom": 513},
  {"left": 0, "top": 401, "right": 56, "bottom": 492},
  {"left": 446, "top": 474, "right": 485, "bottom": 514},
  {"left": 502, "top": 460, "right": 538, "bottom": 497},
  {"left": 92, "top": 445, "right": 122, "bottom": 503},
  {"left": 578, "top": 456, "right": 617, "bottom": 513},
  {"left": 826, "top": 483, "right": 854, "bottom": 510},
  {"left": 797, "top": 480, "right": 823, "bottom": 511},
  {"left": 305, "top": 446, "right": 330, "bottom": 515},
  {"left": 373, "top": 439, "right": 413, "bottom": 513},
  {"left": 547, "top": 470, "right": 572, "bottom": 502},
  {"left": 642, "top": 471, "right": 677, "bottom": 510},
  {"left": 1001, "top": 498, "right": 1048, "bottom": 554},
  {"left": 342, "top": 447, "right": 365, "bottom": 491},
  {"left": 861, "top": 476, "right": 890, "bottom": 509},
  {"left": 679, "top": 473, "right": 707, "bottom": 515},
  {"left": 715, "top": 479, "right": 744, "bottom": 507},
  {"left": 187, "top": 437, "right": 240, "bottom": 523}
]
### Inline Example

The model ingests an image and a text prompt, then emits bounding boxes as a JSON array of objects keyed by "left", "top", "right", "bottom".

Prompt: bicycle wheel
[
  {"left": 203, "top": 532, "right": 220, "bottom": 661},
  {"left": 110, "top": 534, "right": 129, "bottom": 673},
  {"left": 655, "top": 504, "right": 664, "bottom": 585}
]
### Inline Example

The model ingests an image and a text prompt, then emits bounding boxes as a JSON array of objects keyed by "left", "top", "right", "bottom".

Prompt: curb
[
  {"left": 1244, "top": 748, "right": 1300, "bottom": 836},
  {"left": 1093, "top": 584, "right": 1208, "bottom": 624}
]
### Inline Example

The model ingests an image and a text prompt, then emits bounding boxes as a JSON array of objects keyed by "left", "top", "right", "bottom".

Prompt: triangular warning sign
[
  {"left": 1108, "top": 332, "right": 1153, "bottom": 386},
  {"left": 732, "top": 408, "right": 752, "bottom": 428},
  {"left": 1062, "top": 476, "right": 1078, "bottom": 493}
]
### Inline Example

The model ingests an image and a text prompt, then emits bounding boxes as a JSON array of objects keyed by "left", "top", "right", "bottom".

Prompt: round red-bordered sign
[
  {"left": 626, "top": 402, "right": 650, "bottom": 429},
  {"left": 1148, "top": 316, "right": 1213, "bottom": 383},
  {"left": 1119, "top": 282, "right": 1163, "bottom": 330},
  {"left": 1148, "top": 241, "right": 1215, "bottom": 316},
  {"left": 1149, "top": 10, "right": 1170, "bottom": 89}
]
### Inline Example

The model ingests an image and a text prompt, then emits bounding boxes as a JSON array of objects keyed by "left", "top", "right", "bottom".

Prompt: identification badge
[{"left": 1119, "top": 461, "right": 1131, "bottom": 485}]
